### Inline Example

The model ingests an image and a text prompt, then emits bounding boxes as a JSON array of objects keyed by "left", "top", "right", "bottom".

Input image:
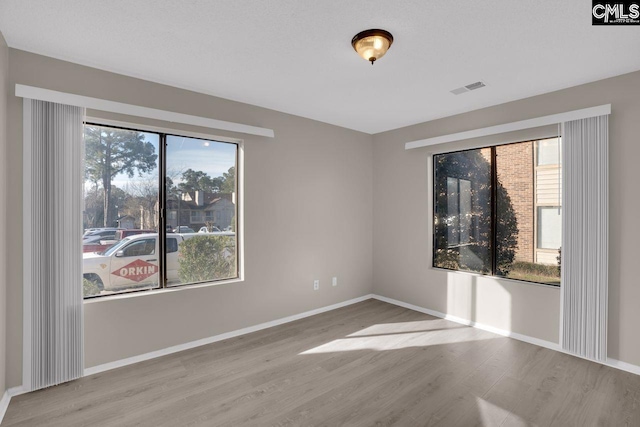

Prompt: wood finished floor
[{"left": 3, "top": 299, "right": 640, "bottom": 426}]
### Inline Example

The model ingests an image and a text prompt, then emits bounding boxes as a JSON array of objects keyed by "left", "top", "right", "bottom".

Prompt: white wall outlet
[
  {"left": 313, "top": 279, "right": 319, "bottom": 290},
  {"left": 332, "top": 277, "right": 338, "bottom": 287}
]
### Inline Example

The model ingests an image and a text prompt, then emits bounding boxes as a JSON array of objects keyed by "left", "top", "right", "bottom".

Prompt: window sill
[
  {"left": 83, "top": 276, "right": 244, "bottom": 304},
  {"left": 429, "top": 266, "right": 561, "bottom": 290}
]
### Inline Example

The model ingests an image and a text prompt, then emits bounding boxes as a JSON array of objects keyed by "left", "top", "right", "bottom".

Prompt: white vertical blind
[
  {"left": 561, "top": 115, "right": 608, "bottom": 362},
  {"left": 23, "top": 99, "right": 85, "bottom": 390}
]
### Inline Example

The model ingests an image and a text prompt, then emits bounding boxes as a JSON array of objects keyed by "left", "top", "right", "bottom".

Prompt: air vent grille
[
  {"left": 465, "top": 81, "right": 486, "bottom": 90},
  {"left": 450, "top": 81, "right": 487, "bottom": 95}
]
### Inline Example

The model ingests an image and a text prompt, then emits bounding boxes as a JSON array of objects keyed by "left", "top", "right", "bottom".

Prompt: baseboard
[
  {"left": 0, "top": 385, "right": 28, "bottom": 424},
  {"left": 7, "top": 386, "right": 26, "bottom": 397},
  {"left": 372, "top": 294, "right": 640, "bottom": 377},
  {"left": 0, "top": 390, "right": 10, "bottom": 425},
  {"left": 372, "top": 294, "right": 562, "bottom": 351},
  {"left": 11, "top": 291, "right": 639, "bottom": 408},
  {"left": 85, "top": 294, "right": 374, "bottom": 376},
  {"left": 604, "top": 358, "right": 640, "bottom": 376}
]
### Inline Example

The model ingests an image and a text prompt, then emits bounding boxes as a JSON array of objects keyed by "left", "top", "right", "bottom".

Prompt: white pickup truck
[
  {"left": 83, "top": 233, "right": 181, "bottom": 292},
  {"left": 83, "top": 232, "right": 235, "bottom": 293}
]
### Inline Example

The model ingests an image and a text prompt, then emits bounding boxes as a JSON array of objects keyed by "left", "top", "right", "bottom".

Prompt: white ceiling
[{"left": 1, "top": 1, "right": 639, "bottom": 134}]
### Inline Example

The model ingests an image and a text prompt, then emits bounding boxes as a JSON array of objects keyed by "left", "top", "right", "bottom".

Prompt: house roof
[{"left": 167, "top": 192, "right": 233, "bottom": 211}]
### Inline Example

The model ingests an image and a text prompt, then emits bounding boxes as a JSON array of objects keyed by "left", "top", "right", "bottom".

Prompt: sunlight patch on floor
[
  {"left": 346, "top": 318, "right": 462, "bottom": 337},
  {"left": 476, "top": 397, "right": 524, "bottom": 426},
  {"left": 300, "top": 324, "right": 493, "bottom": 355}
]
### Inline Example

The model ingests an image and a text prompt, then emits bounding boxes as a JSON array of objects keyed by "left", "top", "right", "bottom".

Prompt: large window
[
  {"left": 433, "top": 138, "right": 561, "bottom": 286},
  {"left": 82, "top": 124, "right": 238, "bottom": 298}
]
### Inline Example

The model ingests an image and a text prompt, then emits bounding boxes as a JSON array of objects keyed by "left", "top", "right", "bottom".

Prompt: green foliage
[
  {"left": 433, "top": 149, "right": 519, "bottom": 275},
  {"left": 557, "top": 247, "right": 562, "bottom": 276},
  {"left": 433, "top": 150, "right": 491, "bottom": 273},
  {"left": 83, "top": 277, "right": 101, "bottom": 297},
  {"left": 507, "top": 260, "right": 561, "bottom": 285},
  {"left": 176, "top": 167, "right": 235, "bottom": 195},
  {"left": 510, "top": 261, "right": 560, "bottom": 278},
  {"left": 178, "top": 169, "right": 223, "bottom": 193},
  {"left": 84, "top": 126, "right": 158, "bottom": 227},
  {"left": 178, "top": 235, "right": 236, "bottom": 283},
  {"left": 495, "top": 184, "right": 519, "bottom": 276},
  {"left": 84, "top": 185, "right": 130, "bottom": 229},
  {"left": 220, "top": 166, "right": 236, "bottom": 193},
  {"left": 433, "top": 248, "right": 460, "bottom": 270}
]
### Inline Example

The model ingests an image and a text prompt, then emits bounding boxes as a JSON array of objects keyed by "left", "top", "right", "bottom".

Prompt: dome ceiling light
[{"left": 351, "top": 29, "right": 394, "bottom": 65}]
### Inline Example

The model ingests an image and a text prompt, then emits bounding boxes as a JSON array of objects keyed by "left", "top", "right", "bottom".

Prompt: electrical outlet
[
  {"left": 332, "top": 277, "right": 338, "bottom": 287},
  {"left": 313, "top": 279, "right": 319, "bottom": 290}
]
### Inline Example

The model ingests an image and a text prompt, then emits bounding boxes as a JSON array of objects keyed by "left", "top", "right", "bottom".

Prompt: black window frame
[
  {"left": 432, "top": 139, "right": 561, "bottom": 287},
  {"left": 83, "top": 121, "right": 240, "bottom": 299}
]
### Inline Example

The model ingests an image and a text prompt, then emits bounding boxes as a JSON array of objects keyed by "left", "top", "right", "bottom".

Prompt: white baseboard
[
  {"left": 84, "top": 294, "right": 374, "bottom": 376},
  {"left": 7, "top": 386, "right": 26, "bottom": 397},
  {"left": 372, "top": 294, "right": 640, "bottom": 377},
  {"left": 605, "top": 358, "right": 640, "bottom": 376},
  {"left": 372, "top": 294, "right": 562, "bottom": 351},
  {"left": 8, "top": 291, "right": 639, "bottom": 411},
  {"left": 0, "top": 386, "right": 28, "bottom": 425},
  {"left": 0, "top": 390, "right": 10, "bottom": 425}
]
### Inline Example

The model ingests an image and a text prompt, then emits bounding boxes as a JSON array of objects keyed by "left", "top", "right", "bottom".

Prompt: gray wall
[
  {"left": 372, "top": 70, "right": 640, "bottom": 366},
  {"left": 5, "top": 49, "right": 374, "bottom": 387},
  {"left": 0, "top": 31, "right": 8, "bottom": 396},
  {"left": 4, "top": 46, "right": 639, "bottom": 389}
]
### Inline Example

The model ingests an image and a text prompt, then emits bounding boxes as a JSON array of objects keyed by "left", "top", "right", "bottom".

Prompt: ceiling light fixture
[{"left": 351, "top": 29, "right": 394, "bottom": 65}]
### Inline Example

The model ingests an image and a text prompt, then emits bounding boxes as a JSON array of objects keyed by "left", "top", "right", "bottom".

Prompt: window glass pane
[
  {"left": 495, "top": 140, "right": 561, "bottom": 286},
  {"left": 459, "top": 179, "right": 471, "bottom": 244},
  {"left": 122, "top": 238, "right": 156, "bottom": 257},
  {"left": 167, "top": 237, "right": 179, "bottom": 253},
  {"left": 537, "top": 137, "right": 561, "bottom": 166},
  {"left": 82, "top": 125, "right": 160, "bottom": 297},
  {"left": 434, "top": 149, "right": 491, "bottom": 274},
  {"left": 446, "top": 177, "right": 460, "bottom": 246},
  {"left": 166, "top": 135, "right": 238, "bottom": 286},
  {"left": 538, "top": 207, "right": 562, "bottom": 249}
]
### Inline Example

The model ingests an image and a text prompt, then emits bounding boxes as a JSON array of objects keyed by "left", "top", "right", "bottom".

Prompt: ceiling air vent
[{"left": 450, "top": 81, "right": 487, "bottom": 95}]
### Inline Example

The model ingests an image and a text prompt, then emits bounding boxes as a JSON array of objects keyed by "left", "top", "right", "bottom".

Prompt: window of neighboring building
[
  {"left": 82, "top": 123, "right": 239, "bottom": 298},
  {"left": 191, "top": 211, "right": 205, "bottom": 223},
  {"left": 536, "top": 138, "right": 561, "bottom": 166},
  {"left": 433, "top": 138, "right": 561, "bottom": 286},
  {"left": 537, "top": 207, "right": 562, "bottom": 249}
]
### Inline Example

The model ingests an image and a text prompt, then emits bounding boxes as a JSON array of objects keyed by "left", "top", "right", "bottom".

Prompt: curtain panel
[
  {"left": 561, "top": 115, "right": 609, "bottom": 362},
  {"left": 23, "top": 99, "right": 85, "bottom": 390}
]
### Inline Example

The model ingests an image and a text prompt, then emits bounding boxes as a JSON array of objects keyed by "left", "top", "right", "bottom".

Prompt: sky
[
  {"left": 88, "top": 129, "right": 237, "bottom": 192},
  {"left": 166, "top": 134, "right": 237, "bottom": 182}
]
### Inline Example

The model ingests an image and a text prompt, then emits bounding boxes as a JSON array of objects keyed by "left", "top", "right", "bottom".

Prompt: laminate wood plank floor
[{"left": 3, "top": 299, "right": 640, "bottom": 426}]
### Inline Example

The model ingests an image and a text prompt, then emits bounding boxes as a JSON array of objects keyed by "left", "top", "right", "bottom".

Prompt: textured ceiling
[{"left": 1, "top": 1, "right": 639, "bottom": 134}]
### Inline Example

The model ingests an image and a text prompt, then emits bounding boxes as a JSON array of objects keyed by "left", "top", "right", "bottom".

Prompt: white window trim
[
  {"left": 406, "top": 104, "right": 611, "bottom": 150},
  {"left": 16, "top": 84, "right": 274, "bottom": 138}
]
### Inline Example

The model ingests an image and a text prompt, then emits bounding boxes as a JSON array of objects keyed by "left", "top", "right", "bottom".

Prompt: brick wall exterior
[{"left": 496, "top": 142, "right": 534, "bottom": 263}]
